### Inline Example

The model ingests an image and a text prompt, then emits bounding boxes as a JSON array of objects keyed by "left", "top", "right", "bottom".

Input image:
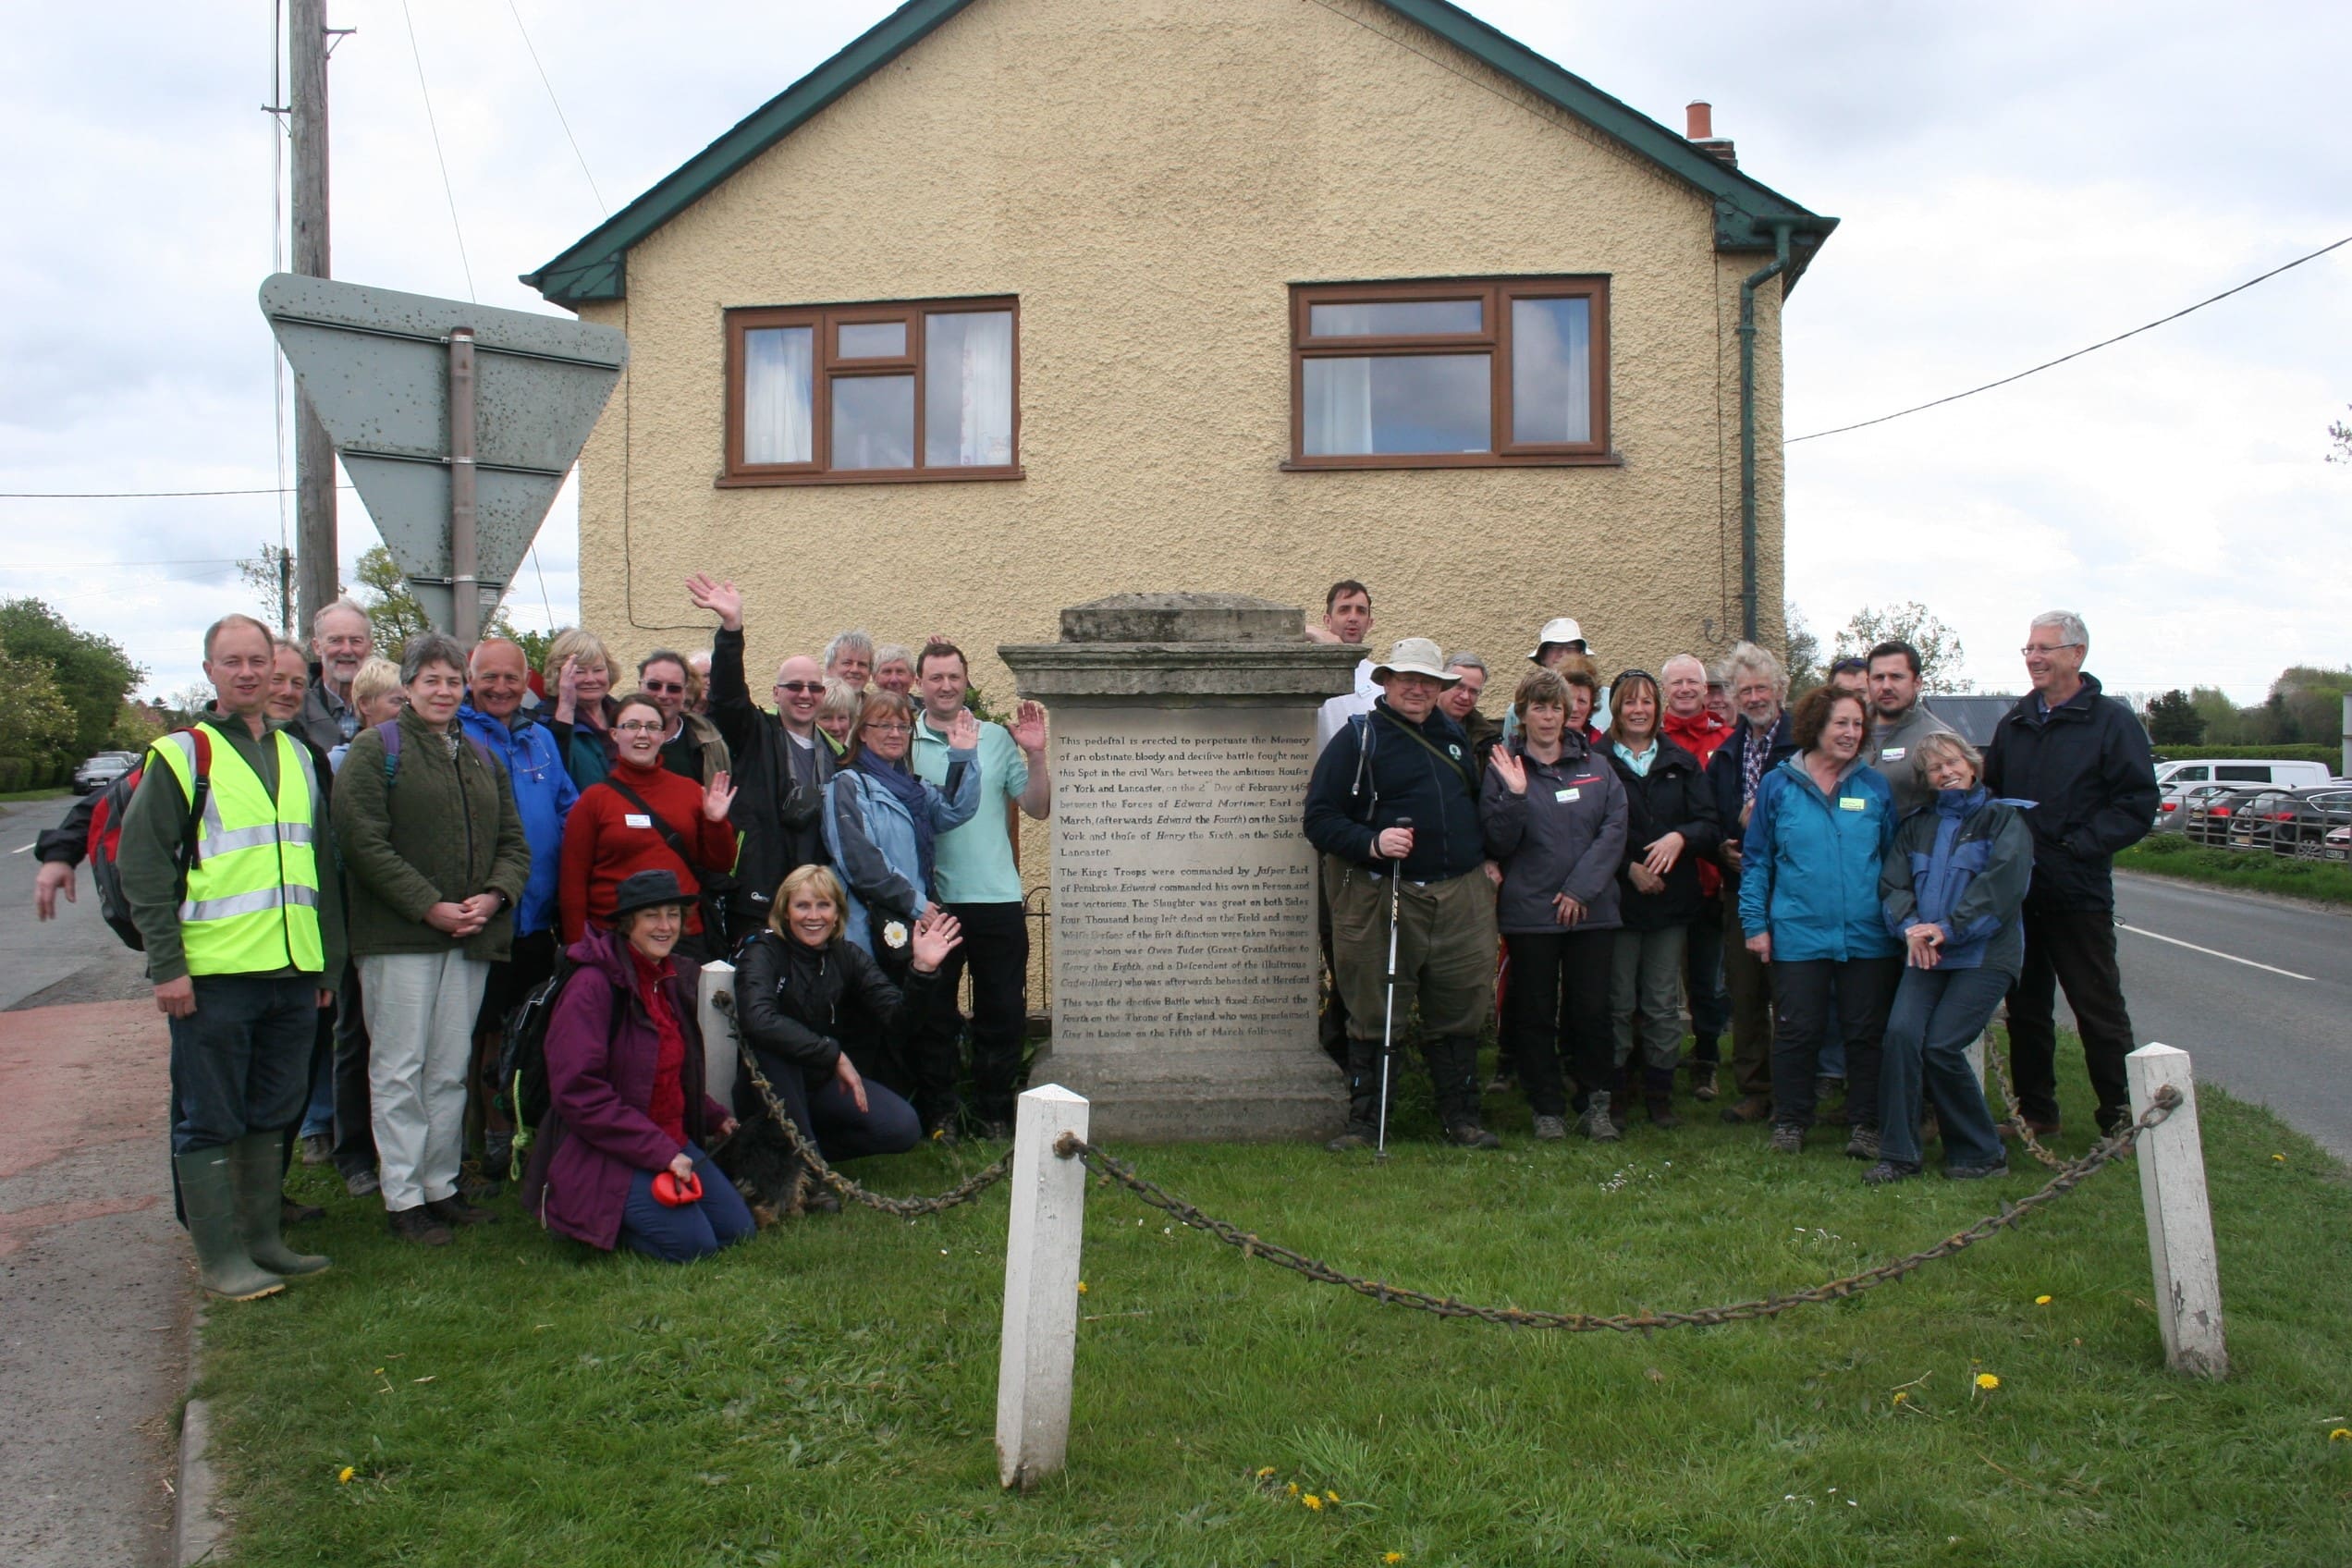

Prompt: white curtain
[
  {"left": 743, "top": 326, "right": 813, "bottom": 464},
  {"left": 1303, "top": 357, "right": 1373, "bottom": 455},
  {"left": 926, "top": 311, "right": 1014, "bottom": 466},
  {"left": 1511, "top": 298, "right": 1589, "bottom": 444}
]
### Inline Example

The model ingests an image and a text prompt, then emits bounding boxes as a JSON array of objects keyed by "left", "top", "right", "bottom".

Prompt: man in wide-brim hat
[{"left": 1304, "top": 637, "right": 1501, "bottom": 1151}]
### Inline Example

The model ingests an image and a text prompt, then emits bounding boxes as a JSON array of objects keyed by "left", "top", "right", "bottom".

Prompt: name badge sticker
[
  {"left": 1838, "top": 797, "right": 1866, "bottom": 812},
  {"left": 624, "top": 813, "right": 654, "bottom": 828},
  {"left": 1556, "top": 788, "right": 1581, "bottom": 802},
  {"left": 1880, "top": 746, "right": 1905, "bottom": 760}
]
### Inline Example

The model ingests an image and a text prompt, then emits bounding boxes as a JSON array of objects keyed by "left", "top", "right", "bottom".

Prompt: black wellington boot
[{"left": 1326, "top": 1039, "right": 1383, "bottom": 1151}]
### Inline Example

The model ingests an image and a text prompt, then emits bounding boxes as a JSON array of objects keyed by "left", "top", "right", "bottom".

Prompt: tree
[
  {"left": 239, "top": 543, "right": 299, "bottom": 636},
  {"left": 0, "top": 598, "right": 146, "bottom": 757},
  {"left": 1831, "top": 601, "right": 1973, "bottom": 692},
  {"left": 2328, "top": 405, "right": 2351, "bottom": 465},
  {"left": 1783, "top": 602, "right": 1823, "bottom": 700},
  {"left": 0, "top": 645, "right": 79, "bottom": 775},
  {"left": 351, "top": 544, "right": 523, "bottom": 655},
  {"left": 2143, "top": 689, "right": 2205, "bottom": 745}
]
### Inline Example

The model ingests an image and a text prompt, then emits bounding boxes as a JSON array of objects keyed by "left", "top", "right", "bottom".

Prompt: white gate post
[
  {"left": 2126, "top": 1044, "right": 2228, "bottom": 1378},
  {"left": 696, "top": 962, "right": 738, "bottom": 1109},
  {"left": 996, "top": 1084, "right": 1090, "bottom": 1489}
]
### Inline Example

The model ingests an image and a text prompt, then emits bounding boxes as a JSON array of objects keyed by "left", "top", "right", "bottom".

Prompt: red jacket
[
  {"left": 1660, "top": 709, "right": 1732, "bottom": 897},
  {"left": 557, "top": 757, "right": 737, "bottom": 942}
]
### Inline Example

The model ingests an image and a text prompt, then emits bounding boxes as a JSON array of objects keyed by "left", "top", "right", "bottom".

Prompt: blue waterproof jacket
[
  {"left": 821, "top": 755, "right": 979, "bottom": 956},
  {"left": 1736, "top": 753, "right": 1898, "bottom": 962},
  {"left": 1880, "top": 789, "right": 2035, "bottom": 976},
  {"left": 459, "top": 704, "right": 579, "bottom": 937}
]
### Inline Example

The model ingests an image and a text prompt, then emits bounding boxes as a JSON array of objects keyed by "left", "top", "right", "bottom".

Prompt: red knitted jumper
[
  {"left": 557, "top": 757, "right": 738, "bottom": 943},
  {"left": 632, "top": 947, "right": 689, "bottom": 1147},
  {"left": 1660, "top": 708, "right": 1733, "bottom": 898}
]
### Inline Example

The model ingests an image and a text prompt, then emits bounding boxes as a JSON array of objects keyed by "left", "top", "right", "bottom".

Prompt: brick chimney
[{"left": 1685, "top": 101, "right": 1737, "bottom": 168}]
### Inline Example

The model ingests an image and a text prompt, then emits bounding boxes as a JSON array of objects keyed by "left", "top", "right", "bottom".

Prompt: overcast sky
[{"left": 3, "top": 0, "right": 2346, "bottom": 704}]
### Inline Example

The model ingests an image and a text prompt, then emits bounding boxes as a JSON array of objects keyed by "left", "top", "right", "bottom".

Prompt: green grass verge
[
  {"left": 0, "top": 786, "right": 70, "bottom": 803},
  {"left": 2120, "top": 837, "right": 2352, "bottom": 907},
  {"left": 203, "top": 1047, "right": 2352, "bottom": 1567}
]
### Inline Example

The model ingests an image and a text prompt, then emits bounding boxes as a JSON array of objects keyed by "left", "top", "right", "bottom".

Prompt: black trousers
[
  {"left": 924, "top": 900, "right": 1031, "bottom": 1124},
  {"left": 1317, "top": 869, "right": 1352, "bottom": 1066},
  {"left": 2005, "top": 901, "right": 2136, "bottom": 1131},
  {"left": 1768, "top": 955, "right": 1899, "bottom": 1131},
  {"left": 1501, "top": 929, "right": 1615, "bottom": 1117},
  {"left": 329, "top": 960, "right": 377, "bottom": 1182}
]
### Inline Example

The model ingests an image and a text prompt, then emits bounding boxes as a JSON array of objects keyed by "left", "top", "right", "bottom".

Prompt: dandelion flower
[
  {"left": 1325, "top": 1489, "right": 1341, "bottom": 1502},
  {"left": 1893, "top": 1390, "right": 1909, "bottom": 1404},
  {"left": 1302, "top": 1493, "right": 1323, "bottom": 1512},
  {"left": 2035, "top": 1295, "right": 2053, "bottom": 1305},
  {"left": 337, "top": 1465, "right": 355, "bottom": 1484},
  {"left": 2331, "top": 1428, "right": 2351, "bottom": 1443},
  {"left": 1256, "top": 1466, "right": 1276, "bottom": 1479},
  {"left": 1076, "top": 1280, "right": 1089, "bottom": 1295},
  {"left": 1386, "top": 1556, "right": 1406, "bottom": 1565},
  {"left": 1286, "top": 1482, "right": 1300, "bottom": 1497},
  {"left": 2272, "top": 1153, "right": 2285, "bottom": 1163},
  {"left": 1975, "top": 1373, "right": 2001, "bottom": 1391}
]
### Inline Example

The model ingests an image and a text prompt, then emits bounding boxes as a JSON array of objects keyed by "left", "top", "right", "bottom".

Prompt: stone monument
[{"left": 1000, "top": 594, "right": 1364, "bottom": 1140}]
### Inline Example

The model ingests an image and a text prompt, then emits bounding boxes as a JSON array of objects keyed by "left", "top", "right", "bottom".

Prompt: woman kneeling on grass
[
  {"left": 1737, "top": 684, "right": 1899, "bottom": 1160},
  {"left": 725, "top": 866, "right": 959, "bottom": 1217},
  {"left": 523, "top": 870, "right": 753, "bottom": 1262},
  {"left": 1868, "top": 732, "right": 2028, "bottom": 1184}
]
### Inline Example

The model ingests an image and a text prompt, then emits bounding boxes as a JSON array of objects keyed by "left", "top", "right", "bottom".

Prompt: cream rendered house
[{"left": 525, "top": 0, "right": 1834, "bottom": 703}]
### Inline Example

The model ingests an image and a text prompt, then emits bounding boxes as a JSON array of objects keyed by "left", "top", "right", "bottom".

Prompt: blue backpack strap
[{"left": 377, "top": 717, "right": 403, "bottom": 790}]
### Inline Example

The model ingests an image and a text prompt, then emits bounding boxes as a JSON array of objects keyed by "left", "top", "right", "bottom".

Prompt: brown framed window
[
  {"left": 1285, "top": 277, "right": 1611, "bottom": 469},
  {"left": 722, "top": 296, "right": 1020, "bottom": 484}
]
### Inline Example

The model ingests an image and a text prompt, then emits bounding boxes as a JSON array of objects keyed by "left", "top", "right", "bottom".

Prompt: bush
[{"left": 0, "top": 757, "right": 28, "bottom": 791}]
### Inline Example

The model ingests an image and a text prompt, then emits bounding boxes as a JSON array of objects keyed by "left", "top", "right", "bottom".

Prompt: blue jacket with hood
[
  {"left": 1736, "top": 753, "right": 1899, "bottom": 962},
  {"left": 1880, "top": 788, "right": 2035, "bottom": 977}
]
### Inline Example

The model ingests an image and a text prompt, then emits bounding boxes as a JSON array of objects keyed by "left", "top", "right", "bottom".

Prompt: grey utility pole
[{"left": 289, "top": 0, "right": 337, "bottom": 643}]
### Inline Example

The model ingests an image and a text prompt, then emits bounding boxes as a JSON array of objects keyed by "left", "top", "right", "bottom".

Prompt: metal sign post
[{"left": 260, "top": 274, "right": 627, "bottom": 636}]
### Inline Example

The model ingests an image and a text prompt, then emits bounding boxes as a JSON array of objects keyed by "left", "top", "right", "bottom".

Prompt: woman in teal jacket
[{"left": 1737, "top": 685, "right": 1899, "bottom": 1158}]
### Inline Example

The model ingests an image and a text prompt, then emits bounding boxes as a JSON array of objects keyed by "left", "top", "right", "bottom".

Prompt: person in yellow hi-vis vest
[{"left": 118, "top": 613, "right": 347, "bottom": 1302}]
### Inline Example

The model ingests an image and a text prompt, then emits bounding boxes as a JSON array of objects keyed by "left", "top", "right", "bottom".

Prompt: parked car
[
  {"left": 2324, "top": 825, "right": 2350, "bottom": 864},
  {"left": 2153, "top": 780, "right": 2235, "bottom": 832},
  {"left": 2152, "top": 757, "right": 2336, "bottom": 812},
  {"left": 2222, "top": 789, "right": 2308, "bottom": 853},
  {"left": 2181, "top": 787, "right": 2266, "bottom": 848},
  {"left": 2277, "top": 786, "right": 2352, "bottom": 860},
  {"left": 70, "top": 751, "right": 139, "bottom": 794}
]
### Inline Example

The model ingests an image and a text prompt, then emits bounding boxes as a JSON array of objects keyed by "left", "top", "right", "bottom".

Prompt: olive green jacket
[{"left": 330, "top": 707, "right": 531, "bottom": 962}]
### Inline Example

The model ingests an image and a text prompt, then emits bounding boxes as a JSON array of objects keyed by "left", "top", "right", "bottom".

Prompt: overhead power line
[
  {"left": 0, "top": 484, "right": 358, "bottom": 499},
  {"left": 506, "top": 0, "right": 606, "bottom": 214},
  {"left": 1788, "top": 234, "right": 2352, "bottom": 444},
  {"left": 399, "top": 0, "right": 476, "bottom": 301}
]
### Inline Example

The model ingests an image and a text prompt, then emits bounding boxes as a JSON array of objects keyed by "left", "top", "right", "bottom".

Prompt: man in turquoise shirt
[{"left": 909, "top": 640, "right": 1050, "bottom": 1138}]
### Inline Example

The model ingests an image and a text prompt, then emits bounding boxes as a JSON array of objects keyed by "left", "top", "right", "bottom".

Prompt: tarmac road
[
  {"left": 2112, "top": 871, "right": 2352, "bottom": 1164},
  {"left": 0, "top": 794, "right": 151, "bottom": 1011}
]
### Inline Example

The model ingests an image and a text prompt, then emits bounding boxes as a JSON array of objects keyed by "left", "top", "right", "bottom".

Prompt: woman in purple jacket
[{"left": 523, "top": 869, "right": 753, "bottom": 1262}]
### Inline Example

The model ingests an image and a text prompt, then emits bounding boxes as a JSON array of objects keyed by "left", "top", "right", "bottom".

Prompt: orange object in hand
[{"left": 651, "top": 1169, "right": 704, "bottom": 1207}]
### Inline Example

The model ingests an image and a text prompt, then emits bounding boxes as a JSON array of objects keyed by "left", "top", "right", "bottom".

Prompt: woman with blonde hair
[
  {"left": 815, "top": 679, "right": 861, "bottom": 758},
  {"left": 545, "top": 627, "right": 620, "bottom": 790},
  {"left": 727, "top": 865, "right": 961, "bottom": 1209}
]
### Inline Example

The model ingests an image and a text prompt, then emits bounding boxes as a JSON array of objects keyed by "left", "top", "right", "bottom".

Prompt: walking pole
[{"left": 1375, "top": 816, "right": 1412, "bottom": 1159}]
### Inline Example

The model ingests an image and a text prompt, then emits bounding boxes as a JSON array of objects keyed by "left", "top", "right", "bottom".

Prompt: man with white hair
[
  {"left": 825, "top": 630, "right": 876, "bottom": 692},
  {"left": 1982, "top": 610, "right": 2157, "bottom": 1138},
  {"left": 295, "top": 597, "right": 374, "bottom": 754},
  {"left": 1704, "top": 642, "right": 1797, "bottom": 1124}
]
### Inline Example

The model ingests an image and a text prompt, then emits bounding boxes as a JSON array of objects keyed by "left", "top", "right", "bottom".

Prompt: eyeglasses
[
  {"left": 640, "top": 680, "right": 684, "bottom": 694},
  {"left": 865, "top": 721, "right": 913, "bottom": 735},
  {"left": 2020, "top": 643, "right": 2082, "bottom": 656},
  {"left": 776, "top": 680, "right": 824, "bottom": 694},
  {"left": 613, "top": 720, "right": 664, "bottom": 734}
]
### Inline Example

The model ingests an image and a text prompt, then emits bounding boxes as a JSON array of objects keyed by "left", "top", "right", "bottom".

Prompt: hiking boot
[
  {"left": 1815, "top": 1076, "right": 1848, "bottom": 1126},
  {"left": 1443, "top": 1120, "right": 1502, "bottom": 1149},
  {"left": 300, "top": 1133, "right": 333, "bottom": 1166},
  {"left": 174, "top": 1149, "right": 286, "bottom": 1301},
  {"left": 230, "top": 1134, "right": 329, "bottom": 1277},
  {"left": 1943, "top": 1158, "right": 2010, "bottom": 1182},
  {"left": 387, "top": 1206, "right": 453, "bottom": 1246},
  {"left": 1844, "top": 1126, "right": 1881, "bottom": 1162},
  {"left": 342, "top": 1166, "right": 381, "bottom": 1198},
  {"left": 425, "top": 1194, "right": 498, "bottom": 1227},
  {"left": 1918, "top": 1112, "right": 1941, "bottom": 1145},
  {"left": 1645, "top": 1094, "right": 1682, "bottom": 1130},
  {"left": 1532, "top": 1114, "right": 1568, "bottom": 1142},
  {"left": 1689, "top": 1060, "right": 1720, "bottom": 1102},
  {"left": 281, "top": 1196, "right": 326, "bottom": 1226},
  {"left": 975, "top": 1119, "right": 1012, "bottom": 1142},
  {"left": 1862, "top": 1158, "right": 1922, "bottom": 1185},
  {"left": 801, "top": 1182, "right": 841, "bottom": 1214},
  {"left": 1720, "top": 1094, "right": 1772, "bottom": 1125},
  {"left": 1485, "top": 1069, "right": 1517, "bottom": 1095},
  {"left": 1576, "top": 1093, "right": 1621, "bottom": 1144},
  {"left": 459, "top": 1158, "right": 503, "bottom": 1203},
  {"left": 1325, "top": 1125, "right": 1376, "bottom": 1153},
  {"left": 2019, "top": 1116, "right": 2061, "bottom": 1139},
  {"left": 1767, "top": 1122, "right": 1805, "bottom": 1155}
]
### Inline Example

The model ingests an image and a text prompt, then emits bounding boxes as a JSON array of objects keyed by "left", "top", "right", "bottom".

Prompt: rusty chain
[
  {"left": 712, "top": 989, "right": 1011, "bottom": 1219},
  {"left": 1984, "top": 1030, "right": 2064, "bottom": 1170},
  {"left": 1051, "top": 1084, "right": 2177, "bottom": 1332}
]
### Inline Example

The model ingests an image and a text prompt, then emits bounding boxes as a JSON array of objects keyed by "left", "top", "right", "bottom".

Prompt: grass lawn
[
  {"left": 202, "top": 1039, "right": 2352, "bottom": 1567},
  {"left": 2120, "top": 838, "right": 2352, "bottom": 908},
  {"left": 0, "top": 785, "right": 70, "bottom": 803}
]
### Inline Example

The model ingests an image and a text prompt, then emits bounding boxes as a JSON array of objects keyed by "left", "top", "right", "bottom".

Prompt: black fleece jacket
[
  {"left": 1304, "top": 699, "right": 1486, "bottom": 883},
  {"left": 1980, "top": 673, "right": 2157, "bottom": 911}
]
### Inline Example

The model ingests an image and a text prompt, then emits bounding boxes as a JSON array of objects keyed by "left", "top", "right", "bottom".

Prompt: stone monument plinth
[{"left": 1000, "top": 594, "right": 1364, "bottom": 1141}]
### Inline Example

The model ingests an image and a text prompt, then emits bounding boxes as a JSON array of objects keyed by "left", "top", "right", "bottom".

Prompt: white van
[{"left": 2153, "top": 758, "right": 2337, "bottom": 817}]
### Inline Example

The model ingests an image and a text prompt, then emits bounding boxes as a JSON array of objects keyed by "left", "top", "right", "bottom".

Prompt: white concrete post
[
  {"left": 696, "top": 962, "right": 739, "bottom": 1109},
  {"left": 996, "top": 1084, "right": 1090, "bottom": 1490},
  {"left": 2126, "top": 1044, "right": 2228, "bottom": 1378}
]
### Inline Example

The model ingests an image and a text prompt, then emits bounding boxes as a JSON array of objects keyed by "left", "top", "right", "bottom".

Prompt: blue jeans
[
  {"left": 1877, "top": 964, "right": 2008, "bottom": 1170},
  {"left": 169, "top": 974, "right": 319, "bottom": 1155},
  {"left": 619, "top": 1144, "right": 756, "bottom": 1263},
  {"left": 299, "top": 1008, "right": 337, "bottom": 1138},
  {"left": 756, "top": 1048, "right": 923, "bottom": 1161}
]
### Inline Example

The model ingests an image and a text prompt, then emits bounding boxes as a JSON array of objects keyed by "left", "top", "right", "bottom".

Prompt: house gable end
[{"left": 522, "top": 0, "right": 1834, "bottom": 309}]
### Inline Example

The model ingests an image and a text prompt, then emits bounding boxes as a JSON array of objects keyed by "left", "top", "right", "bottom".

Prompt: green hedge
[
  {"left": 2150, "top": 743, "right": 2343, "bottom": 766},
  {"left": 0, "top": 756, "right": 72, "bottom": 791}
]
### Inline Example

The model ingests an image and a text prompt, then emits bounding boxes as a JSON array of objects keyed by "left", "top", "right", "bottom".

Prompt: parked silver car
[{"left": 70, "top": 751, "right": 139, "bottom": 794}]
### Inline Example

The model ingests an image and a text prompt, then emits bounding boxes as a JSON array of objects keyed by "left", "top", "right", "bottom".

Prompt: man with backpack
[{"left": 116, "top": 614, "right": 347, "bottom": 1301}]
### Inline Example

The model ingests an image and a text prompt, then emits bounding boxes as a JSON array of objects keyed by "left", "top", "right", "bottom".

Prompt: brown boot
[{"left": 1719, "top": 1094, "right": 1773, "bottom": 1124}]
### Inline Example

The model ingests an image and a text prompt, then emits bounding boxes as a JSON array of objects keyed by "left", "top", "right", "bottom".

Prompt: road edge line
[{"left": 173, "top": 1305, "right": 224, "bottom": 1567}]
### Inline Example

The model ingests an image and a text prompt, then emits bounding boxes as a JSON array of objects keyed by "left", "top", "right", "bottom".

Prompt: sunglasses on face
[
  {"left": 776, "top": 680, "right": 824, "bottom": 694},
  {"left": 641, "top": 680, "right": 685, "bottom": 694}
]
